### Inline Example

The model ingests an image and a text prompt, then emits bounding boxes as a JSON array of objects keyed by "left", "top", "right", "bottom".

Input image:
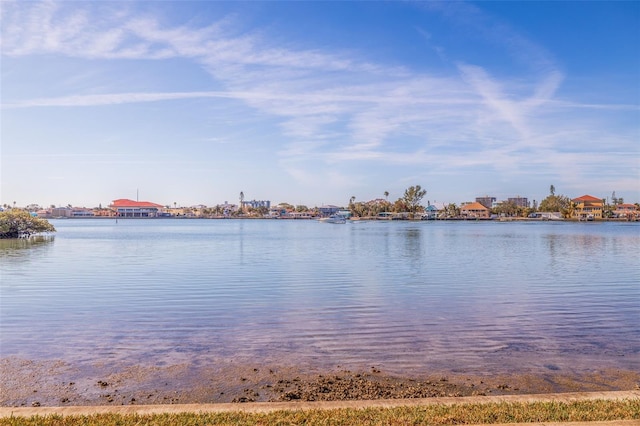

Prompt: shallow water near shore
[{"left": 1, "top": 219, "right": 639, "bottom": 401}]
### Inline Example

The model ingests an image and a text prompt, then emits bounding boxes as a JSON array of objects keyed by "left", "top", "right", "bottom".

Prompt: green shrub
[{"left": 0, "top": 210, "right": 56, "bottom": 239}]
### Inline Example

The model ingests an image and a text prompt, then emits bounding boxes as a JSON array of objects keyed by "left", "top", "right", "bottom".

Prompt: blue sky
[{"left": 1, "top": 1, "right": 639, "bottom": 208}]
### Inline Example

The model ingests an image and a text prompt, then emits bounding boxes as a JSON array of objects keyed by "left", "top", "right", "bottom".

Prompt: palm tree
[{"left": 348, "top": 196, "right": 356, "bottom": 215}]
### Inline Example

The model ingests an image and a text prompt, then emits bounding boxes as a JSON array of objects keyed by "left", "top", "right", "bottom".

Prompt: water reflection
[
  {"left": 0, "top": 235, "right": 55, "bottom": 258},
  {"left": 402, "top": 226, "right": 423, "bottom": 264},
  {"left": 545, "top": 233, "right": 561, "bottom": 268}
]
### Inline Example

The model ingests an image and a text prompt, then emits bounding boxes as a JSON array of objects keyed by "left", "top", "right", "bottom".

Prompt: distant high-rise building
[
  {"left": 475, "top": 196, "right": 496, "bottom": 209},
  {"left": 242, "top": 199, "right": 271, "bottom": 209},
  {"left": 508, "top": 197, "right": 529, "bottom": 208}
]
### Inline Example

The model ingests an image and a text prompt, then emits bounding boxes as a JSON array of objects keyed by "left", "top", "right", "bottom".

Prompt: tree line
[
  {"left": 226, "top": 184, "right": 637, "bottom": 219},
  {"left": 0, "top": 209, "right": 56, "bottom": 239},
  {"left": 346, "top": 185, "right": 427, "bottom": 218}
]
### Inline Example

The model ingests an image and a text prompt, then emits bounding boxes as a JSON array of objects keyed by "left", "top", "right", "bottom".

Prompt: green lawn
[{"left": 1, "top": 399, "right": 639, "bottom": 426}]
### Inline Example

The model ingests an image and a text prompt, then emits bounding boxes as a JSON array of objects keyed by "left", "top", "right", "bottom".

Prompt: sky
[{"left": 1, "top": 1, "right": 639, "bottom": 209}]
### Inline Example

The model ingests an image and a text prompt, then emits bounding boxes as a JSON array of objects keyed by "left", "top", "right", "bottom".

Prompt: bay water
[{"left": 1, "top": 219, "right": 638, "bottom": 376}]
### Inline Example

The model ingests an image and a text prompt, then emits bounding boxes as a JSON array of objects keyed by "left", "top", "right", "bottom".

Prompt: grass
[{"left": 1, "top": 399, "right": 639, "bottom": 426}]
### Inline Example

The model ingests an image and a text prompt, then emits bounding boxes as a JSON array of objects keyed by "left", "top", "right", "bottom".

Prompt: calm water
[{"left": 1, "top": 219, "right": 639, "bottom": 375}]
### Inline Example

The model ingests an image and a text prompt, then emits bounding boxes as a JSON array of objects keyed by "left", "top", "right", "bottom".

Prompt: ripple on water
[{"left": 1, "top": 220, "right": 639, "bottom": 375}]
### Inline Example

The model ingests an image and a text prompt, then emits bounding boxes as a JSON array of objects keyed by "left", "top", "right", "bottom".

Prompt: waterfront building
[
  {"left": 571, "top": 195, "right": 603, "bottom": 220},
  {"left": 71, "top": 208, "right": 94, "bottom": 217},
  {"left": 93, "top": 208, "right": 116, "bottom": 217},
  {"left": 318, "top": 205, "right": 341, "bottom": 216},
  {"left": 614, "top": 203, "right": 639, "bottom": 219},
  {"left": 36, "top": 209, "right": 51, "bottom": 218},
  {"left": 461, "top": 202, "right": 490, "bottom": 218},
  {"left": 51, "top": 207, "right": 72, "bottom": 218},
  {"left": 421, "top": 204, "right": 439, "bottom": 220},
  {"left": 110, "top": 199, "right": 165, "bottom": 217},
  {"left": 268, "top": 207, "right": 286, "bottom": 217},
  {"left": 376, "top": 212, "right": 395, "bottom": 220},
  {"left": 281, "top": 211, "right": 313, "bottom": 219},
  {"left": 529, "top": 212, "right": 563, "bottom": 220},
  {"left": 219, "top": 202, "right": 237, "bottom": 216}
]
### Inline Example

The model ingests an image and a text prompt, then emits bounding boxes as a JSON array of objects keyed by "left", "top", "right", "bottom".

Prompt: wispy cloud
[
  {"left": 1, "top": 0, "right": 637, "bottom": 203},
  {"left": 3, "top": 91, "right": 229, "bottom": 108}
]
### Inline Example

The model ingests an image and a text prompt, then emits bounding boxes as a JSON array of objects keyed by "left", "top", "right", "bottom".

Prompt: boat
[{"left": 319, "top": 214, "right": 347, "bottom": 224}]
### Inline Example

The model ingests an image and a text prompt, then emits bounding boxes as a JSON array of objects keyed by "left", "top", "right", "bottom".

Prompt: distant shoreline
[{"left": 46, "top": 216, "right": 638, "bottom": 222}]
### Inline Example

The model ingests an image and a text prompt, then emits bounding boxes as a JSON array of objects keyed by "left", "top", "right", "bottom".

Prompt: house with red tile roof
[
  {"left": 110, "top": 199, "right": 165, "bottom": 217},
  {"left": 614, "top": 203, "right": 639, "bottom": 220},
  {"left": 571, "top": 195, "right": 603, "bottom": 220},
  {"left": 460, "top": 201, "right": 490, "bottom": 218}
]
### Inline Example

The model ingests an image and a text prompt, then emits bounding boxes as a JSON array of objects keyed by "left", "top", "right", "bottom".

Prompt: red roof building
[
  {"left": 572, "top": 195, "right": 602, "bottom": 203},
  {"left": 571, "top": 194, "right": 603, "bottom": 220},
  {"left": 110, "top": 199, "right": 165, "bottom": 217},
  {"left": 460, "top": 202, "right": 490, "bottom": 218},
  {"left": 614, "top": 203, "right": 639, "bottom": 219}
]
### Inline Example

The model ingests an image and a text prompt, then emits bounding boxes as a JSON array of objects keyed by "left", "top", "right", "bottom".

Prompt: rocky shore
[{"left": 2, "top": 357, "right": 638, "bottom": 408}]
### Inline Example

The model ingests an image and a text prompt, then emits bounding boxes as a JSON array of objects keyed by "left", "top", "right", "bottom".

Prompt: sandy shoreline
[{"left": 2, "top": 357, "right": 638, "bottom": 408}]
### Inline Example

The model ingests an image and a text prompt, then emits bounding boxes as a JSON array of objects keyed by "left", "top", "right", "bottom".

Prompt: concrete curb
[{"left": 1, "top": 390, "right": 638, "bottom": 418}]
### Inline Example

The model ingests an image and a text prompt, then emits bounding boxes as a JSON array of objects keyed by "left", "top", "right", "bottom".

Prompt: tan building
[
  {"left": 572, "top": 195, "right": 603, "bottom": 220},
  {"left": 461, "top": 202, "right": 490, "bottom": 218},
  {"left": 51, "top": 207, "right": 72, "bottom": 217},
  {"left": 614, "top": 203, "right": 638, "bottom": 219}
]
